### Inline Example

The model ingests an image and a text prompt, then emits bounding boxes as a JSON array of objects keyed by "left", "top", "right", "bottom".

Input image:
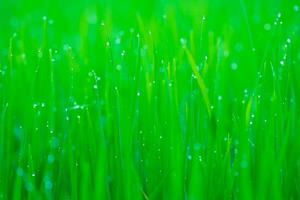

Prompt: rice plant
[{"left": 0, "top": 0, "right": 300, "bottom": 199}]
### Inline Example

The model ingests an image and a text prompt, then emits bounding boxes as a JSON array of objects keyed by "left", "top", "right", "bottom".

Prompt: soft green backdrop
[{"left": 0, "top": 0, "right": 300, "bottom": 199}]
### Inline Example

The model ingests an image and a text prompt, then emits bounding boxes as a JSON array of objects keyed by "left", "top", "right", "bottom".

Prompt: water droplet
[
  {"left": 137, "top": 92, "right": 141, "bottom": 97},
  {"left": 116, "top": 64, "right": 122, "bottom": 71},
  {"left": 199, "top": 155, "right": 203, "bottom": 162},
  {"left": 248, "top": 138, "right": 255, "bottom": 147},
  {"left": 187, "top": 155, "right": 192, "bottom": 160},
  {"left": 48, "top": 19, "right": 54, "bottom": 25},
  {"left": 87, "top": 13, "right": 97, "bottom": 24},
  {"left": 230, "top": 62, "right": 238, "bottom": 70},
  {"left": 72, "top": 105, "right": 80, "bottom": 110},
  {"left": 38, "top": 49, "right": 43, "bottom": 58},
  {"left": 47, "top": 154, "right": 55, "bottom": 163},
  {"left": 294, "top": 4, "right": 299, "bottom": 12},
  {"left": 121, "top": 50, "right": 125, "bottom": 57},
  {"left": 234, "top": 148, "right": 238, "bottom": 154},
  {"left": 21, "top": 53, "right": 26, "bottom": 60},
  {"left": 277, "top": 13, "right": 282, "bottom": 18},
  {"left": 88, "top": 70, "right": 94, "bottom": 77},
  {"left": 280, "top": 60, "right": 284, "bottom": 66},
  {"left": 115, "top": 37, "right": 121, "bottom": 45},
  {"left": 264, "top": 23, "right": 271, "bottom": 31},
  {"left": 25, "top": 182, "right": 34, "bottom": 191},
  {"left": 234, "top": 43, "right": 244, "bottom": 52},
  {"left": 194, "top": 143, "right": 201, "bottom": 150},
  {"left": 44, "top": 180, "right": 53, "bottom": 190},
  {"left": 16, "top": 167, "right": 24, "bottom": 177},
  {"left": 234, "top": 171, "right": 239, "bottom": 176},
  {"left": 218, "top": 95, "right": 222, "bottom": 101},
  {"left": 224, "top": 51, "right": 230, "bottom": 57},
  {"left": 240, "top": 155, "right": 249, "bottom": 168},
  {"left": 180, "top": 38, "right": 187, "bottom": 47}
]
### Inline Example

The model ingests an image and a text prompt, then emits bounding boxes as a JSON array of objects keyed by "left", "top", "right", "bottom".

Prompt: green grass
[{"left": 1, "top": 0, "right": 300, "bottom": 199}]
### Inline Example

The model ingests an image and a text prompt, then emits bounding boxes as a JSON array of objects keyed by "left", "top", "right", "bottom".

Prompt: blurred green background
[{"left": 0, "top": 0, "right": 300, "bottom": 199}]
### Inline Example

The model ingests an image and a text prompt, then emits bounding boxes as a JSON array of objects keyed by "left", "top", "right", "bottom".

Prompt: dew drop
[
  {"left": 264, "top": 23, "right": 271, "bottom": 31},
  {"left": 47, "top": 154, "right": 55, "bottom": 163},
  {"left": 121, "top": 50, "right": 125, "bottom": 57},
  {"left": 116, "top": 64, "right": 122, "bottom": 71},
  {"left": 44, "top": 180, "right": 53, "bottom": 190},
  {"left": 180, "top": 38, "right": 187, "bottom": 47},
  {"left": 38, "top": 49, "right": 43, "bottom": 58},
  {"left": 277, "top": 13, "right": 282, "bottom": 18},
  {"left": 25, "top": 182, "right": 33, "bottom": 191},
  {"left": 115, "top": 37, "right": 121, "bottom": 45},
  {"left": 240, "top": 155, "right": 249, "bottom": 168},
  {"left": 230, "top": 62, "right": 238, "bottom": 70},
  {"left": 33, "top": 103, "right": 38, "bottom": 109},
  {"left": 199, "top": 155, "right": 203, "bottom": 162},
  {"left": 16, "top": 167, "right": 24, "bottom": 177}
]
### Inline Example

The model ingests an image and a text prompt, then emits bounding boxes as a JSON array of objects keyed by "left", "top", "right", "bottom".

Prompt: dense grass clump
[{"left": 0, "top": 0, "right": 300, "bottom": 199}]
